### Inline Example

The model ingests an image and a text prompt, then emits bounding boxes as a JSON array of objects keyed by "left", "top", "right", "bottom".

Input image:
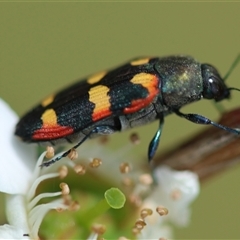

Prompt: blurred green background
[{"left": 1, "top": 2, "right": 240, "bottom": 239}]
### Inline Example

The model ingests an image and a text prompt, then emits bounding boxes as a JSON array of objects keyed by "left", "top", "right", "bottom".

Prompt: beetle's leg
[
  {"left": 148, "top": 113, "right": 164, "bottom": 161},
  {"left": 175, "top": 110, "right": 240, "bottom": 134},
  {"left": 40, "top": 125, "right": 118, "bottom": 167}
]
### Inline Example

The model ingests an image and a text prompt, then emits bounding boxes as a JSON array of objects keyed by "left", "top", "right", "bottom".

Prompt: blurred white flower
[
  {"left": 137, "top": 166, "right": 200, "bottom": 239},
  {"left": 0, "top": 99, "right": 71, "bottom": 239}
]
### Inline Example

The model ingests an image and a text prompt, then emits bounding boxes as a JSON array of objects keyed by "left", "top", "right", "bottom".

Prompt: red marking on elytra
[
  {"left": 33, "top": 125, "right": 74, "bottom": 140},
  {"left": 92, "top": 109, "right": 112, "bottom": 122},
  {"left": 124, "top": 77, "right": 159, "bottom": 114}
]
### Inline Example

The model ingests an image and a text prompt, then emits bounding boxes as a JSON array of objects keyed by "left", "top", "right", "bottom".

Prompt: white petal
[
  {"left": 0, "top": 224, "right": 30, "bottom": 240},
  {"left": 151, "top": 166, "right": 200, "bottom": 227},
  {"left": 0, "top": 99, "right": 36, "bottom": 194},
  {"left": 87, "top": 233, "right": 98, "bottom": 240},
  {"left": 5, "top": 194, "right": 29, "bottom": 233},
  {"left": 138, "top": 222, "right": 172, "bottom": 240},
  {"left": 154, "top": 166, "right": 200, "bottom": 203}
]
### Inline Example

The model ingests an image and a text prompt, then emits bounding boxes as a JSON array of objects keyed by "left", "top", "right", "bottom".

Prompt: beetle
[{"left": 15, "top": 55, "right": 240, "bottom": 167}]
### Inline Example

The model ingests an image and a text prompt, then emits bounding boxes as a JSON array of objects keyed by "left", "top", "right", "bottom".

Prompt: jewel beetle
[{"left": 15, "top": 55, "right": 240, "bottom": 167}]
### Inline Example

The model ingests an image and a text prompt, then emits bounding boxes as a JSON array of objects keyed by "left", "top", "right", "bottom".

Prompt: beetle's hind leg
[{"left": 40, "top": 125, "right": 120, "bottom": 167}]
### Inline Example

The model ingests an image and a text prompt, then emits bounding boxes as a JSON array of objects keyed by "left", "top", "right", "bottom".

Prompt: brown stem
[{"left": 153, "top": 108, "right": 240, "bottom": 182}]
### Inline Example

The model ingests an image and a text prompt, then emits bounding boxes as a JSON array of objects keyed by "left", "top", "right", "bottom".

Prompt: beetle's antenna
[
  {"left": 214, "top": 54, "right": 240, "bottom": 113},
  {"left": 214, "top": 102, "right": 225, "bottom": 114},
  {"left": 228, "top": 87, "right": 240, "bottom": 92},
  {"left": 223, "top": 54, "right": 240, "bottom": 81}
]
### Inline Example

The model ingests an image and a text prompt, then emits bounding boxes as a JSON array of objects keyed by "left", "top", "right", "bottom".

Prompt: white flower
[
  {"left": 153, "top": 166, "right": 200, "bottom": 226},
  {"left": 70, "top": 126, "right": 200, "bottom": 239},
  {"left": 0, "top": 99, "right": 72, "bottom": 240},
  {"left": 137, "top": 166, "right": 200, "bottom": 239}
]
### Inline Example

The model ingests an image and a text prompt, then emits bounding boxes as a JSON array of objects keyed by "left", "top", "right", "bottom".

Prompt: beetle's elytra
[{"left": 15, "top": 55, "right": 240, "bottom": 167}]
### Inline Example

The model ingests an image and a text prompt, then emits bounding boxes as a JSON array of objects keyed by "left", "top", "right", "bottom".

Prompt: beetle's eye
[
  {"left": 201, "top": 64, "right": 230, "bottom": 101},
  {"left": 203, "top": 76, "right": 223, "bottom": 98}
]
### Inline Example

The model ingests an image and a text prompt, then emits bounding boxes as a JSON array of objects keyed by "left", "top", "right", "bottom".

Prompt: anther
[
  {"left": 134, "top": 219, "right": 146, "bottom": 230},
  {"left": 58, "top": 165, "right": 68, "bottom": 179},
  {"left": 119, "top": 162, "right": 131, "bottom": 173},
  {"left": 130, "top": 133, "right": 140, "bottom": 145},
  {"left": 99, "top": 135, "right": 109, "bottom": 144},
  {"left": 156, "top": 206, "right": 169, "bottom": 216},
  {"left": 45, "top": 146, "right": 55, "bottom": 159},
  {"left": 121, "top": 177, "right": 133, "bottom": 187},
  {"left": 139, "top": 173, "right": 153, "bottom": 185},
  {"left": 60, "top": 182, "right": 70, "bottom": 195},
  {"left": 140, "top": 208, "right": 153, "bottom": 219},
  {"left": 170, "top": 189, "right": 182, "bottom": 200},
  {"left": 73, "top": 164, "right": 86, "bottom": 175},
  {"left": 89, "top": 158, "right": 102, "bottom": 168},
  {"left": 68, "top": 148, "right": 78, "bottom": 160},
  {"left": 91, "top": 224, "right": 106, "bottom": 235},
  {"left": 69, "top": 201, "right": 80, "bottom": 211}
]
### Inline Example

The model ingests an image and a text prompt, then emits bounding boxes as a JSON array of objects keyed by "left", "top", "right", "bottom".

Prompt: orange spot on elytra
[
  {"left": 33, "top": 109, "right": 74, "bottom": 140},
  {"left": 89, "top": 85, "right": 112, "bottom": 121},
  {"left": 124, "top": 73, "right": 159, "bottom": 114}
]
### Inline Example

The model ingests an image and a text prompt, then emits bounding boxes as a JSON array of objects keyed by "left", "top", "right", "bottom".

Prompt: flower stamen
[
  {"left": 140, "top": 208, "right": 153, "bottom": 219},
  {"left": 73, "top": 164, "right": 86, "bottom": 175},
  {"left": 60, "top": 182, "right": 70, "bottom": 195},
  {"left": 89, "top": 158, "right": 102, "bottom": 168},
  {"left": 156, "top": 206, "right": 169, "bottom": 216},
  {"left": 58, "top": 165, "right": 68, "bottom": 179},
  {"left": 45, "top": 146, "right": 55, "bottom": 159},
  {"left": 26, "top": 172, "right": 60, "bottom": 201}
]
